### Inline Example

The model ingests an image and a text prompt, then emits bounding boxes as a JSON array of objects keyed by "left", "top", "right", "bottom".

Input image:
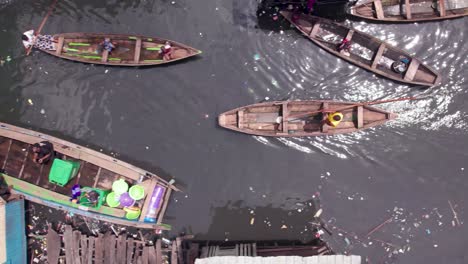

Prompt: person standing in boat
[
  {"left": 22, "top": 30, "right": 57, "bottom": 51},
  {"left": 337, "top": 38, "right": 351, "bottom": 56},
  {"left": 323, "top": 112, "right": 343, "bottom": 127},
  {"left": 32, "top": 141, "right": 54, "bottom": 164}
]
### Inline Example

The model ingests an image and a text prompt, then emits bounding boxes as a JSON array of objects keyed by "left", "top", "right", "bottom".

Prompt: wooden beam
[
  {"left": 374, "top": 0, "right": 385, "bottom": 19},
  {"left": 404, "top": 59, "right": 420, "bottom": 81},
  {"left": 64, "top": 226, "right": 73, "bottom": 264},
  {"left": 101, "top": 38, "right": 110, "bottom": 63},
  {"left": 371, "top": 43, "right": 386, "bottom": 69},
  {"left": 282, "top": 103, "right": 288, "bottom": 133},
  {"left": 171, "top": 241, "right": 177, "bottom": 264},
  {"left": 237, "top": 110, "right": 244, "bottom": 129},
  {"left": 72, "top": 230, "right": 82, "bottom": 264},
  {"left": 126, "top": 238, "right": 135, "bottom": 264},
  {"left": 404, "top": 0, "right": 412, "bottom": 19},
  {"left": 46, "top": 225, "right": 61, "bottom": 264},
  {"left": 138, "top": 178, "right": 158, "bottom": 222},
  {"left": 309, "top": 21, "right": 321, "bottom": 38},
  {"left": 17, "top": 146, "right": 29, "bottom": 179},
  {"left": 344, "top": 29, "right": 354, "bottom": 42},
  {"left": 1, "top": 139, "right": 12, "bottom": 170},
  {"left": 321, "top": 102, "right": 329, "bottom": 133},
  {"left": 134, "top": 38, "right": 142, "bottom": 63},
  {"left": 94, "top": 234, "right": 104, "bottom": 264},
  {"left": 357, "top": 106, "right": 364, "bottom": 128},
  {"left": 156, "top": 240, "right": 162, "bottom": 264},
  {"left": 438, "top": 0, "right": 446, "bottom": 17},
  {"left": 55, "top": 36, "right": 65, "bottom": 55},
  {"left": 156, "top": 188, "right": 172, "bottom": 225},
  {"left": 87, "top": 236, "right": 95, "bottom": 264},
  {"left": 80, "top": 235, "right": 88, "bottom": 264}
]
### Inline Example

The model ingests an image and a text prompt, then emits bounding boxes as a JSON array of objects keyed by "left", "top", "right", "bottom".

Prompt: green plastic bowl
[
  {"left": 124, "top": 207, "right": 141, "bottom": 220},
  {"left": 112, "top": 179, "right": 129, "bottom": 194},
  {"left": 106, "top": 192, "right": 120, "bottom": 208},
  {"left": 129, "top": 185, "right": 145, "bottom": 201}
]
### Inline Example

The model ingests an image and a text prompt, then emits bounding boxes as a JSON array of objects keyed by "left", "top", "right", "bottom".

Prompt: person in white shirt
[{"left": 22, "top": 29, "right": 57, "bottom": 51}]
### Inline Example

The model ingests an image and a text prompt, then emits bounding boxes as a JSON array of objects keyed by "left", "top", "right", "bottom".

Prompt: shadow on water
[{"left": 193, "top": 198, "right": 320, "bottom": 241}]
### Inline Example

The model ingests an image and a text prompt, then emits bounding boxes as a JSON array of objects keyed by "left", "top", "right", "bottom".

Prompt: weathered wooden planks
[
  {"left": 56, "top": 36, "right": 65, "bottom": 55},
  {"left": 46, "top": 225, "right": 61, "bottom": 264},
  {"left": 134, "top": 38, "right": 142, "bottom": 63},
  {"left": 374, "top": 0, "right": 385, "bottom": 19},
  {"left": 371, "top": 43, "right": 386, "bottom": 69}
]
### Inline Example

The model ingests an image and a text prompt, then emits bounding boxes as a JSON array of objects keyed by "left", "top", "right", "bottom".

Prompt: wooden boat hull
[
  {"left": 39, "top": 33, "right": 201, "bottom": 66},
  {"left": 281, "top": 11, "right": 441, "bottom": 86},
  {"left": 218, "top": 100, "right": 397, "bottom": 137},
  {"left": 0, "top": 122, "right": 178, "bottom": 230},
  {"left": 349, "top": 0, "right": 468, "bottom": 22}
]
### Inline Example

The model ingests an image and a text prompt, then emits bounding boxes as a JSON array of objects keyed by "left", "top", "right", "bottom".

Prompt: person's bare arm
[{"left": 33, "top": 153, "right": 39, "bottom": 163}]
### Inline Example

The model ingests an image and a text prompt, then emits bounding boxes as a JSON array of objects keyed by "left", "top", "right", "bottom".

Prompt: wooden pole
[
  {"left": 25, "top": 0, "right": 59, "bottom": 55},
  {"left": 288, "top": 96, "right": 420, "bottom": 121}
]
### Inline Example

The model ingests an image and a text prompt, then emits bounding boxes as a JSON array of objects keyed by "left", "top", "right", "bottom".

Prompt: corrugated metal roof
[{"left": 195, "top": 255, "right": 361, "bottom": 264}]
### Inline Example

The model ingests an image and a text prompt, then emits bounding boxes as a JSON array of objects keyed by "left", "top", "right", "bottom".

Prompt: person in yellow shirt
[{"left": 325, "top": 112, "right": 343, "bottom": 127}]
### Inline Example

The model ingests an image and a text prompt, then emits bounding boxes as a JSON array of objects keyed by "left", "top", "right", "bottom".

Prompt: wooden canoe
[
  {"left": 0, "top": 122, "right": 179, "bottom": 230},
  {"left": 39, "top": 33, "right": 201, "bottom": 66},
  {"left": 280, "top": 11, "right": 441, "bottom": 86},
  {"left": 349, "top": 0, "right": 468, "bottom": 22},
  {"left": 218, "top": 100, "right": 397, "bottom": 137}
]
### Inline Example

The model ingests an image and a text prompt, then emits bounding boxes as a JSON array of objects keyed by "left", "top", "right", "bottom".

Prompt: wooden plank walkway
[{"left": 52, "top": 226, "right": 170, "bottom": 264}]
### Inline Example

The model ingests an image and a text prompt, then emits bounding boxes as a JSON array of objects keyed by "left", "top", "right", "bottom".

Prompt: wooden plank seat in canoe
[
  {"left": 280, "top": 11, "right": 441, "bottom": 86},
  {"left": 218, "top": 100, "right": 397, "bottom": 137},
  {"left": 39, "top": 33, "right": 202, "bottom": 66}
]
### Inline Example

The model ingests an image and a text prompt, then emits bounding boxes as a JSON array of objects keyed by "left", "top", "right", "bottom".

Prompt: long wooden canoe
[
  {"left": 349, "top": 0, "right": 468, "bottom": 22},
  {"left": 38, "top": 33, "right": 201, "bottom": 66},
  {"left": 218, "top": 100, "right": 397, "bottom": 137},
  {"left": 0, "top": 122, "right": 179, "bottom": 230},
  {"left": 280, "top": 11, "right": 441, "bottom": 86}
]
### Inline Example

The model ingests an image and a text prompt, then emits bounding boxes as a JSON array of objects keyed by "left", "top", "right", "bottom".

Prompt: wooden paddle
[
  {"left": 25, "top": 0, "right": 59, "bottom": 55},
  {"left": 288, "top": 96, "right": 422, "bottom": 121}
]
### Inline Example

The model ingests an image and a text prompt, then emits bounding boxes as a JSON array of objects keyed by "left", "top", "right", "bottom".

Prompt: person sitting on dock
[
  {"left": 100, "top": 39, "right": 116, "bottom": 53},
  {"left": 160, "top": 41, "right": 173, "bottom": 61},
  {"left": 22, "top": 29, "right": 57, "bottom": 51},
  {"left": 337, "top": 38, "right": 351, "bottom": 56},
  {"left": 32, "top": 141, "right": 54, "bottom": 164},
  {"left": 324, "top": 112, "right": 343, "bottom": 127}
]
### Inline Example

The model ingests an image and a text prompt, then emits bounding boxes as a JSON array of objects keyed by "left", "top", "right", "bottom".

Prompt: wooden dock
[{"left": 46, "top": 225, "right": 177, "bottom": 264}]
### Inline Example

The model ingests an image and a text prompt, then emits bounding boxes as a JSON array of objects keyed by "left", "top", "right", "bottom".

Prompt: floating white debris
[
  {"left": 326, "top": 172, "right": 331, "bottom": 176},
  {"left": 27, "top": 99, "right": 33, "bottom": 105},
  {"left": 433, "top": 244, "right": 438, "bottom": 248},
  {"left": 105, "top": 69, "right": 109, "bottom": 74},
  {"left": 314, "top": 208, "right": 323, "bottom": 218},
  {"left": 40, "top": 109, "right": 45, "bottom": 114},
  {"left": 281, "top": 224, "right": 287, "bottom": 229},
  {"left": 265, "top": 97, "right": 270, "bottom": 100},
  {"left": 250, "top": 217, "right": 255, "bottom": 225}
]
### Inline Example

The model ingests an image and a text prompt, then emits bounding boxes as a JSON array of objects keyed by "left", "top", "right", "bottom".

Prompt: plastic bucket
[
  {"left": 129, "top": 185, "right": 145, "bottom": 201},
  {"left": 106, "top": 192, "right": 120, "bottom": 208},
  {"left": 112, "top": 179, "right": 129, "bottom": 194},
  {"left": 124, "top": 207, "right": 141, "bottom": 220}
]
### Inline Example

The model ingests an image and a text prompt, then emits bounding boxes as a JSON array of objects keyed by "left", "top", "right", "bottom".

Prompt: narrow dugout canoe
[
  {"left": 349, "top": 0, "right": 468, "bottom": 22},
  {"left": 218, "top": 100, "right": 397, "bottom": 137},
  {"left": 0, "top": 122, "right": 179, "bottom": 230},
  {"left": 38, "top": 33, "right": 201, "bottom": 66},
  {"left": 280, "top": 11, "right": 441, "bottom": 86}
]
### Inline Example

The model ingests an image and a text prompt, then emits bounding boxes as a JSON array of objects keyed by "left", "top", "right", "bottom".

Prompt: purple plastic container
[{"left": 144, "top": 185, "right": 166, "bottom": 223}]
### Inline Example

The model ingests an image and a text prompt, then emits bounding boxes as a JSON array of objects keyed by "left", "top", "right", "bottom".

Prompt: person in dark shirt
[{"left": 32, "top": 141, "right": 54, "bottom": 164}]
